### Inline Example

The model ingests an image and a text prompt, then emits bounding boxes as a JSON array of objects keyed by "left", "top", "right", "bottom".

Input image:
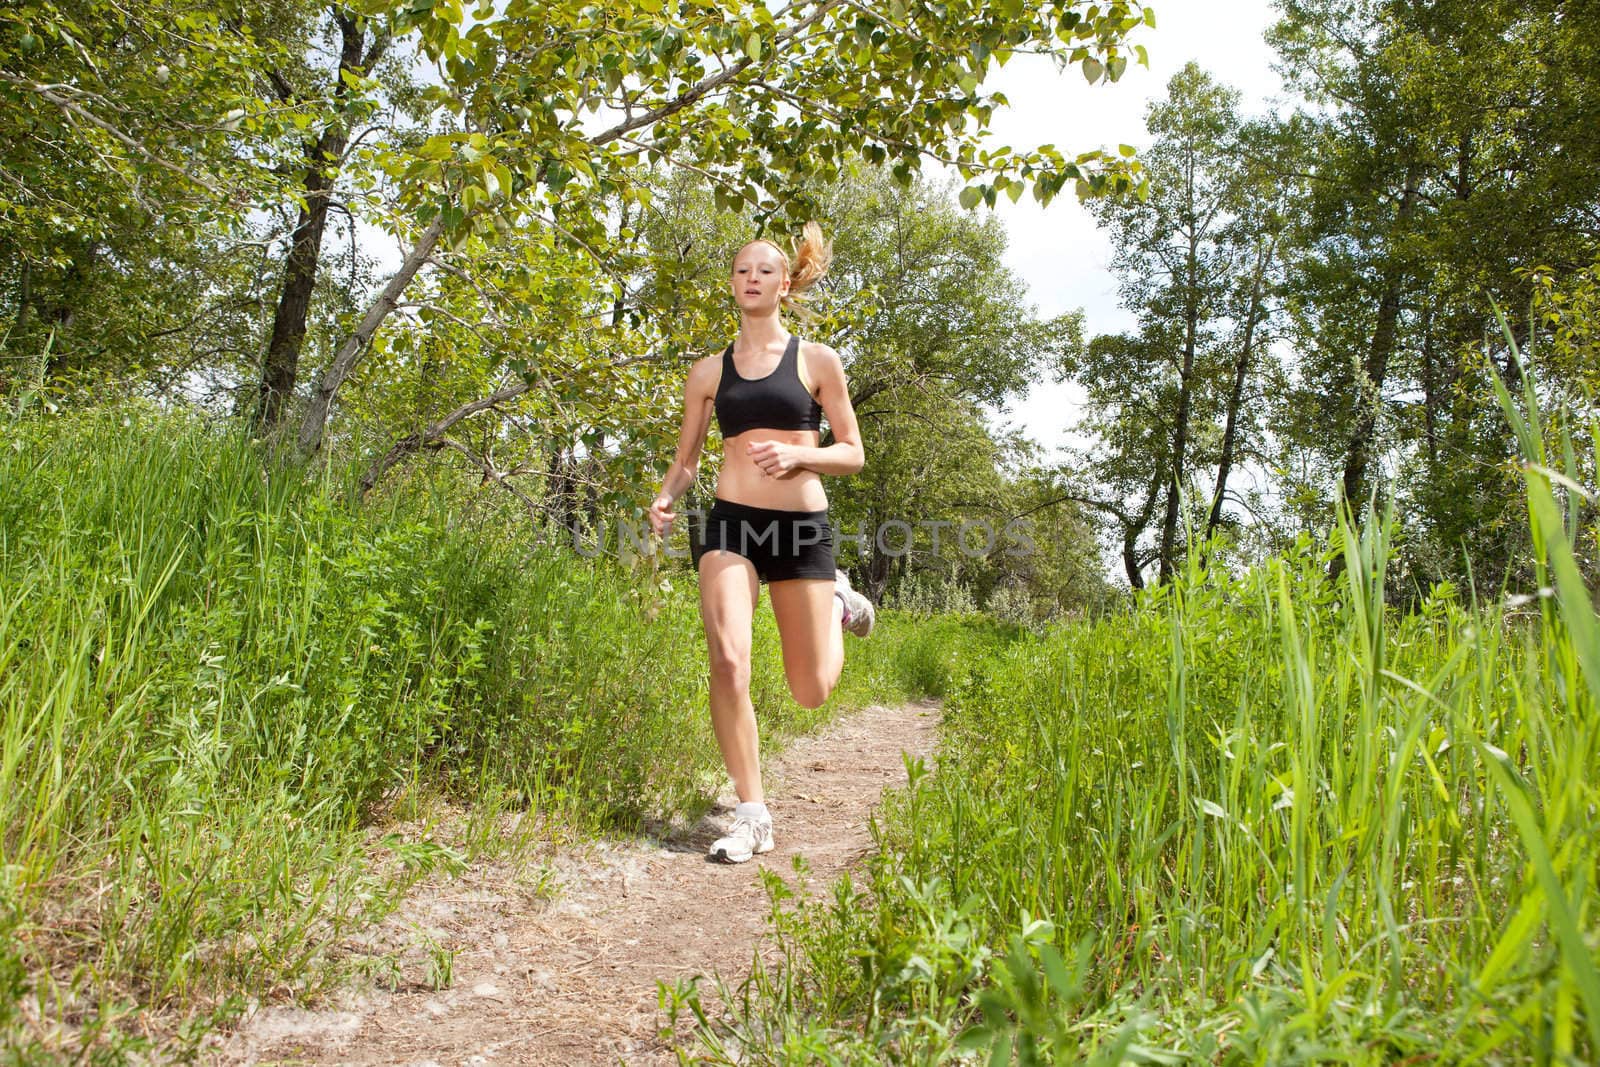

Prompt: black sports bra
[{"left": 714, "top": 334, "right": 823, "bottom": 438}]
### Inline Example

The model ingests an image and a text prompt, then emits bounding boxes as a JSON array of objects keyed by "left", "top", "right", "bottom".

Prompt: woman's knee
[
  {"left": 787, "top": 671, "right": 835, "bottom": 710},
  {"left": 707, "top": 641, "right": 753, "bottom": 687}
]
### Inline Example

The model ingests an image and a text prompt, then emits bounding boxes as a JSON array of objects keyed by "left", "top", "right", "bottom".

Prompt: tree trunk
[
  {"left": 1206, "top": 235, "right": 1273, "bottom": 543},
  {"left": 545, "top": 444, "right": 567, "bottom": 528},
  {"left": 545, "top": 444, "right": 578, "bottom": 531},
  {"left": 296, "top": 215, "right": 445, "bottom": 455},
  {"left": 10, "top": 260, "right": 30, "bottom": 378},
  {"left": 1339, "top": 171, "right": 1420, "bottom": 513},
  {"left": 581, "top": 435, "right": 605, "bottom": 530},
  {"left": 1157, "top": 242, "right": 1202, "bottom": 585},
  {"left": 257, "top": 10, "right": 387, "bottom": 430},
  {"left": 14, "top": 259, "right": 29, "bottom": 340},
  {"left": 42, "top": 242, "right": 94, "bottom": 377},
  {"left": 1123, "top": 466, "right": 1165, "bottom": 589},
  {"left": 867, "top": 508, "right": 892, "bottom": 601},
  {"left": 1420, "top": 299, "right": 1438, "bottom": 475},
  {"left": 1122, "top": 531, "right": 1144, "bottom": 591},
  {"left": 9, "top": 260, "right": 36, "bottom": 406}
]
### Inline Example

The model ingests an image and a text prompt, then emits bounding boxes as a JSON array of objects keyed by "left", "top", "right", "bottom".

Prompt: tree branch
[
  {"left": 1014, "top": 491, "right": 1132, "bottom": 525},
  {"left": 360, "top": 378, "right": 535, "bottom": 494},
  {"left": 588, "top": 0, "right": 843, "bottom": 148},
  {"left": 0, "top": 72, "right": 228, "bottom": 199}
]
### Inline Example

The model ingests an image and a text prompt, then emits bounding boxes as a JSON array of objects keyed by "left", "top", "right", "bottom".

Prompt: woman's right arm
[{"left": 649, "top": 358, "right": 716, "bottom": 535}]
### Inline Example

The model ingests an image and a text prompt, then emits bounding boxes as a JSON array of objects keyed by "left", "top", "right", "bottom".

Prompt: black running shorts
[{"left": 689, "top": 496, "right": 837, "bottom": 582}]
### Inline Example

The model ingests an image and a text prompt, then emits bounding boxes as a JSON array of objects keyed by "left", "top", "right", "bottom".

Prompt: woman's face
[{"left": 730, "top": 241, "right": 789, "bottom": 314}]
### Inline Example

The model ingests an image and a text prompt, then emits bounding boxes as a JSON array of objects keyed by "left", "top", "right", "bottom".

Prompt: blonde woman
[{"left": 648, "top": 223, "right": 875, "bottom": 863}]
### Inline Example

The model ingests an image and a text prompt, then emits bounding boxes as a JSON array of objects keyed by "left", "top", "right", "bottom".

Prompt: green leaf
[
  {"left": 959, "top": 185, "right": 982, "bottom": 210},
  {"left": 417, "top": 136, "right": 455, "bottom": 162},
  {"left": 1081, "top": 57, "right": 1104, "bottom": 84}
]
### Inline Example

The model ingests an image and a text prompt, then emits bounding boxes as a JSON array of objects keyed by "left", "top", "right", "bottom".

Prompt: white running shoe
[
  {"left": 835, "top": 568, "right": 876, "bottom": 638},
  {"left": 710, "top": 802, "right": 774, "bottom": 864}
]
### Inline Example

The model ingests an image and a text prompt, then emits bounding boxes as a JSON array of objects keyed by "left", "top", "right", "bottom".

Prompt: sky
[{"left": 970, "top": 0, "right": 1288, "bottom": 457}]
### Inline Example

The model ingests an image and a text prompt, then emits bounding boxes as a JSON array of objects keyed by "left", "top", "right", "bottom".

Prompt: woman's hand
[
  {"left": 648, "top": 494, "right": 676, "bottom": 537},
  {"left": 746, "top": 440, "right": 803, "bottom": 478}
]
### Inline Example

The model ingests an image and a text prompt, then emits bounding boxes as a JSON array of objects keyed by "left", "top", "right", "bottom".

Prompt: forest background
[{"left": 5, "top": 0, "right": 1598, "bottom": 611}]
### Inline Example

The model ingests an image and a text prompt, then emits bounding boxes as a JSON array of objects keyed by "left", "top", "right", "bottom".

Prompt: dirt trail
[{"left": 210, "top": 699, "right": 941, "bottom": 1066}]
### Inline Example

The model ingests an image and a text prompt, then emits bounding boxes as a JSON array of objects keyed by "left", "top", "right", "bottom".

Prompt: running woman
[{"left": 647, "top": 222, "right": 875, "bottom": 864}]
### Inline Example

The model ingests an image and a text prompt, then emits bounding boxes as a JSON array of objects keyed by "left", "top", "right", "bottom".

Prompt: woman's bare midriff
[{"left": 715, "top": 428, "right": 828, "bottom": 510}]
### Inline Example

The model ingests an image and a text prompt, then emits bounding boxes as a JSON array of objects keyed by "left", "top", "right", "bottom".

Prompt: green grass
[
  {"left": 679, "top": 351, "right": 1600, "bottom": 1063},
  {"left": 0, "top": 407, "right": 946, "bottom": 1060}
]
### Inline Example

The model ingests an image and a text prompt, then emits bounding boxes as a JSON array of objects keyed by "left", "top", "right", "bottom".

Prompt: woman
[{"left": 647, "top": 222, "right": 875, "bottom": 864}]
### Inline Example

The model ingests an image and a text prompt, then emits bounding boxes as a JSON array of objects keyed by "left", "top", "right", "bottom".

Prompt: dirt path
[{"left": 210, "top": 699, "right": 941, "bottom": 1066}]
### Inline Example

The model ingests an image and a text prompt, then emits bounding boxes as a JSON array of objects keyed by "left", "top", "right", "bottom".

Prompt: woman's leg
[
  {"left": 766, "top": 577, "right": 845, "bottom": 710},
  {"left": 698, "top": 549, "right": 764, "bottom": 802}
]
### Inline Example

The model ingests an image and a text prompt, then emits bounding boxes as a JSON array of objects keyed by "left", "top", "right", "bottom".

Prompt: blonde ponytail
[{"left": 786, "top": 221, "right": 833, "bottom": 300}]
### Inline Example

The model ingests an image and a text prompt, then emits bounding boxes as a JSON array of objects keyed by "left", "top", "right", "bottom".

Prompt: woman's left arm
[{"left": 746, "top": 341, "right": 865, "bottom": 477}]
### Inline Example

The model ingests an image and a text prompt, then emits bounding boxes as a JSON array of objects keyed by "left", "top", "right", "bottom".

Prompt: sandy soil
[{"left": 207, "top": 698, "right": 941, "bottom": 1067}]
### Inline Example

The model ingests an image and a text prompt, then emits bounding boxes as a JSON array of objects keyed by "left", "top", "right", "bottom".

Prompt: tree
[
  {"left": 291, "top": 0, "right": 1155, "bottom": 455},
  {"left": 1056, "top": 327, "right": 1179, "bottom": 589},
  {"left": 0, "top": 0, "right": 310, "bottom": 388},
  {"left": 1268, "top": 0, "right": 1600, "bottom": 587},
  {"left": 256, "top": 4, "right": 417, "bottom": 429},
  {"left": 1205, "top": 117, "right": 1297, "bottom": 548},
  {"left": 1069, "top": 63, "right": 1252, "bottom": 586}
]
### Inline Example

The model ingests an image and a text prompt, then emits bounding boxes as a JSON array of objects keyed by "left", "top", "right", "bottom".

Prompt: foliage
[
  {"left": 1042, "top": 0, "right": 1600, "bottom": 595},
  {"left": 1268, "top": 0, "right": 1600, "bottom": 591},
  {"left": 0, "top": 2, "right": 430, "bottom": 412},
  {"left": 286, "top": 0, "right": 1153, "bottom": 453},
  {"left": 884, "top": 572, "right": 979, "bottom": 618},
  {"left": 0, "top": 0, "right": 296, "bottom": 241},
  {"left": 1527, "top": 258, "right": 1600, "bottom": 399}
]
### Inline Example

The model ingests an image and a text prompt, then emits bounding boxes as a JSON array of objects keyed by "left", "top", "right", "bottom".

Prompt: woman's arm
[
  {"left": 649, "top": 357, "right": 716, "bottom": 535},
  {"left": 777, "top": 439, "right": 862, "bottom": 476},
  {"left": 746, "top": 342, "right": 864, "bottom": 477}
]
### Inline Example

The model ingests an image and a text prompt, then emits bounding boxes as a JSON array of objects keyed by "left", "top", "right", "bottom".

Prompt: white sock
[
  {"left": 834, "top": 589, "right": 850, "bottom": 624},
  {"left": 734, "top": 800, "right": 770, "bottom": 822}
]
